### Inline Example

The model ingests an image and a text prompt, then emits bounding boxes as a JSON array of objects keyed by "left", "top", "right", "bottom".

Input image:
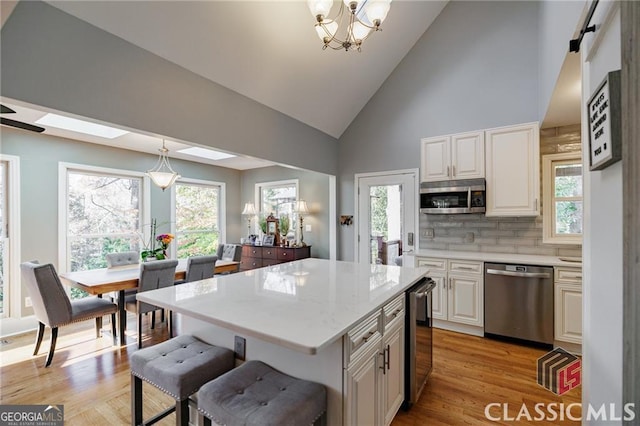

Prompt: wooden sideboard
[{"left": 240, "top": 245, "right": 311, "bottom": 271}]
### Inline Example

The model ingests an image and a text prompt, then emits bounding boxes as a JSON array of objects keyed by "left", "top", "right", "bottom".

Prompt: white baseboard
[
  {"left": 433, "top": 320, "right": 484, "bottom": 337},
  {"left": 0, "top": 316, "right": 38, "bottom": 338}
]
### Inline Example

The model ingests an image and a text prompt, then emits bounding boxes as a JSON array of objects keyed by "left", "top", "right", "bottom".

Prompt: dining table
[{"left": 59, "top": 258, "right": 240, "bottom": 346}]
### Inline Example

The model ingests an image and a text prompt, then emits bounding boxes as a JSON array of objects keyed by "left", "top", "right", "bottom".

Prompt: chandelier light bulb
[
  {"left": 309, "top": 0, "right": 392, "bottom": 52},
  {"left": 308, "top": 0, "right": 333, "bottom": 19},
  {"left": 315, "top": 19, "right": 339, "bottom": 41},
  {"left": 350, "top": 21, "right": 371, "bottom": 43}
]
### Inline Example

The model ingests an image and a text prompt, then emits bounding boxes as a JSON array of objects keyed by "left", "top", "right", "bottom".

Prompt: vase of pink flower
[{"left": 141, "top": 219, "right": 174, "bottom": 261}]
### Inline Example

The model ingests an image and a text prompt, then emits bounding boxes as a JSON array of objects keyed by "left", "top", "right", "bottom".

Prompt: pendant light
[{"left": 147, "top": 139, "right": 181, "bottom": 191}]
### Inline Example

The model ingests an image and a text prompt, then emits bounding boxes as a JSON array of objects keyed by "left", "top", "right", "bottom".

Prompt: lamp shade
[
  {"left": 148, "top": 171, "right": 180, "bottom": 190},
  {"left": 242, "top": 202, "right": 257, "bottom": 215},
  {"left": 295, "top": 200, "right": 310, "bottom": 214},
  {"left": 308, "top": 0, "right": 333, "bottom": 18},
  {"left": 365, "top": 0, "right": 391, "bottom": 25}
]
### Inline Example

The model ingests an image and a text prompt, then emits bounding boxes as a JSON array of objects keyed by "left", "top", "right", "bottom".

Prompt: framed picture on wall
[{"left": 587, "top": 70, "right": 622, "bottom": 171}]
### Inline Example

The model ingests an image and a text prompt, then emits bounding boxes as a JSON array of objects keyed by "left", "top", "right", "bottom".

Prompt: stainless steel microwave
[{"left": 419, "top": 178, "right": 486, "bottom": 214}]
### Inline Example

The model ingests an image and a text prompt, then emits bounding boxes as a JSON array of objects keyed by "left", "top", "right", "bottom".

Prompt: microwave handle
[{"left": 467, "top": 187, "right": 471, "bottom": 208}]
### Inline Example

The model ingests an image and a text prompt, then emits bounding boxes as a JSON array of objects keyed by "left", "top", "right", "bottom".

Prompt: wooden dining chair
[
  {"left": 124, "top": 259, "right": 178, "bottom": 349},
  {"left": 20, "top": 261, "right": 118, "bottom": 367}
]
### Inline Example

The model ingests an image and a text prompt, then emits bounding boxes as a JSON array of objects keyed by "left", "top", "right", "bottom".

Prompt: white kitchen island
[{"left": 137, "top": 258, "right": 429, "bottom": 425}]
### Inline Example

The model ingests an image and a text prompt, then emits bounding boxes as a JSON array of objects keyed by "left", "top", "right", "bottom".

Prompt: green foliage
[
  {"left": 279, "top": 215, "right": 290, "bottom": 235},
  {"left": 370, "top": 186, "right": 389, "bottom": 241}
]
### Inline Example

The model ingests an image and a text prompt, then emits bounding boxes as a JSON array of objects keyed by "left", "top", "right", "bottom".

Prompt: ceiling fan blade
[
  {"left": 1, "top": 117, "right": 45, "bottom": 133},
  {"left": 0, "top": 105, "right": 16, "bottom": 114}
]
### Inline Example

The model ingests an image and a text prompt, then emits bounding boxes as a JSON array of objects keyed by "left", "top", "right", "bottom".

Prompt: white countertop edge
[
  {"left": 407, "top": 249, "right": 582, "bottom": 267},
  {"left": 136, "top": 267, "right": 430, "bottom": 355}
]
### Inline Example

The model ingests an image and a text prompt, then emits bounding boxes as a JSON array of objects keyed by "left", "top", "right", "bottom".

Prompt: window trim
[
  {"left": 0, "top": 155, "right": 21, "bottom": 318},
  {"left": 170, "top": 177, "right": 226, "bottom": 257},
  {"left": 254, "top": 179, "right": 299, "bottom": 236},
  {"left": 542, "top": 152, "right": 583, "bottom": 245},
  {"left": 58, "top": 162, "right": 151, "bottom": 273}
]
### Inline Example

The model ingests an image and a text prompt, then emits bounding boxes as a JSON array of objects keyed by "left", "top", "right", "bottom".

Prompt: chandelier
[
  {"left": 147, "top": 140, "right": 181, "bottom": 191},
  {"left": 308, "top": 0, "right": 392, "bottom": 52}
]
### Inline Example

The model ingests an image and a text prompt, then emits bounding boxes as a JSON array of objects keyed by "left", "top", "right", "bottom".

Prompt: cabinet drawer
[
  {"left": 345, "top": 312, "right": 381, "bottom": 364},
  {"left": 555, "top": 267, "right": 582, "bottom": 283},
  {"left": 277, "top": 248, "right": 296, "bottom": 261},
  {"left": 382, "top": 294, "right": 405, "bottom": 332},
  {"left": 262, "top": 247, "right": 278, "bottom": 259},
  {"left": 242, "top": 246, "right": 263, "bottom": 258},
  {"left": 449, "top": 260, "right": 482, "bottom": 275},
  {"left": 416, "top": 257, "right": 446, "bottom": 272},
  {"left": 240, "top": 257, "right": 262, "bottom": 270}
]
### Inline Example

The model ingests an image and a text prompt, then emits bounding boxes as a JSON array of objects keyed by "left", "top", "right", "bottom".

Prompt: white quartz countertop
[
  {"left": 408, "top": 249, "right": 582, "bottom": 267},
  {"left": 137, "top": 258, "right": 429, "bottom": 355}
]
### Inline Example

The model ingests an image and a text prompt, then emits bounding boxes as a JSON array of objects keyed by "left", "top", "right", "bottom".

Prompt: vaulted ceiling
[{"left": 45, "top": 0, "right": 449, "bottom": 139}]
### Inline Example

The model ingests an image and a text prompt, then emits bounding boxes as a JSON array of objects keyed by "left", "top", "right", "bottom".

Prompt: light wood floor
[{"left": 1, "top": 317, "right": 580, "bottom": 425}]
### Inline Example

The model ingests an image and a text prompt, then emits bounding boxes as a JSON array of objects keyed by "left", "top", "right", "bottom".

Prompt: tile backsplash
[{"left": 418, "top": 124, "right": 582, "bottom": 258}]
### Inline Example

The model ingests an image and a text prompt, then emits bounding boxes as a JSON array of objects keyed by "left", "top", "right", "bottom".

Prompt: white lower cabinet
[
  {"left": 344, "top": 295, "right": 405, "bottom": 426},
  {"left": 416, "top": 257, "right": 483, "bottom": 327},
  {"left": 554, "top": 267, "right": 583, "bottom": 344}
]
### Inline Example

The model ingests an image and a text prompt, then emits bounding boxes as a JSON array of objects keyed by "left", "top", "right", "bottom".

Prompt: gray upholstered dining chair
[
  {"left": 105, "top": 251, "right": 139, "bottom": 268},
  {"left": 216, "top": 244, "right": 242, "bottom": 262},
  {"left": 20, "top": 261, "right": 118, "bottom": 367},
  {"left": 105, "top": 251, "right": 140, "bottom": 301},
  {"left": 125, "top": 259, "right": 178, "bottom": 349},
  {"left": 175, "top": 255, "right": 218, "bottom": 285}
]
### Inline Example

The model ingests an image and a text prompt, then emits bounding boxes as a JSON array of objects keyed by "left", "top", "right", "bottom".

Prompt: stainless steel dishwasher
[{"left": 484, "top": 263, "right": 554, "bottom": 345}]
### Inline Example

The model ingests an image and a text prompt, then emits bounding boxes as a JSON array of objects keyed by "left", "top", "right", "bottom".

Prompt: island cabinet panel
[
  {"left": 240, "top": 245, "right": 311, "bottom": 271},
  {"left": 344, "top": 294, "right": 405, "bottom": 426}
]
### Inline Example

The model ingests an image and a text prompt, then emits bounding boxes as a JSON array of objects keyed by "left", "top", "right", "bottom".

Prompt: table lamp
[
  {"left": 295, "top": 200, "right": 310, "bottom": 246},
  {"left": 242, "top": 202, "right": 257, "bottom": 237}
]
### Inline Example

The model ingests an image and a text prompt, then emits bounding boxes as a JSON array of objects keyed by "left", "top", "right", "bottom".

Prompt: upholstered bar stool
[
  {"left": 130, "top": 335, "right": 235, "bottom": 426},
  {"left": 198, "top": 360, "right": 327, "bottom": 426}
]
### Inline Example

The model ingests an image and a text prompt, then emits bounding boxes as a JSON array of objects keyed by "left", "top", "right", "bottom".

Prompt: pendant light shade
[{"left": 147, "top": 140, "right": 181, "bottom": 191}]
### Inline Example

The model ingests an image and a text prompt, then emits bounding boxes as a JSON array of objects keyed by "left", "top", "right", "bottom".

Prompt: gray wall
[
  {"left": 537, "top": 1, "right": 585, "bottom": 122},
  {"left": 241, "top": 167, "right": 332, "bottom": 260},
  {"left": 0, "top": 1, "right": 338, "bottom": 176},
  {"left": 1, "top": 127, "right": 242, "bottom": 316},
  {"left": 337, "top": 1, "right": 540, "bottom": 261}
]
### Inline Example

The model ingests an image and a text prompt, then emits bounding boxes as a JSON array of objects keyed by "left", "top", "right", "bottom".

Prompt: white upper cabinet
[
  {"left": 450, "top": 131, "right": 485, "bottom": 180},
  {"left": 485, "top": 122, "right": 540, "bottom": 217},
  {"left": 420, "top": 136, "right": 450, "bottom": 182},
  {"left": 420, "top": 131, "right": 484, "bottom": 182}
]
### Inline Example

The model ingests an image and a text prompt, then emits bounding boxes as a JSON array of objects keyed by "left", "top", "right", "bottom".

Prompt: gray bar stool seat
[
  {"left": 131, "top": 335, "right": 235, "bottom": 426},
  {"left": 198, "top": 360, "right": 327, "bottom": 426}
]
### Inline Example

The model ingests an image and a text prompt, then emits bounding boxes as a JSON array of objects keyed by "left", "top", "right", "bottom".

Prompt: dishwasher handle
[{"left": 486, "top": 269, "right": 551, "bottom": 279}]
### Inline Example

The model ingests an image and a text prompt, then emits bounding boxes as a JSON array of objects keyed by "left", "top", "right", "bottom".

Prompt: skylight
[
  {"left": 35, "top": 113, "right": 129, "bottom": 139},
  {"left": 177, "top": 146, "right": 236, "bottom": 161}
]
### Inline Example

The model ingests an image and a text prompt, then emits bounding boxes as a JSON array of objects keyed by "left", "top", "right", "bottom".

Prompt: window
[
  {"left": 60, "top": 164, "right": 147, "bottom": 298},
  {"left": 0, "top": 155, "right": 19, "bottom": 318},
  {"left": 542, "top": 153, "right": 583, "bottom": 245},
  {"left": 173, "top": 180, "right": 224, "bottom": 259},
  {"left": 0, "top": 161, "right": 7, "bottom": 316},
  {"left": 256, "top": 180, "right": 298, "bottom": 237}
]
